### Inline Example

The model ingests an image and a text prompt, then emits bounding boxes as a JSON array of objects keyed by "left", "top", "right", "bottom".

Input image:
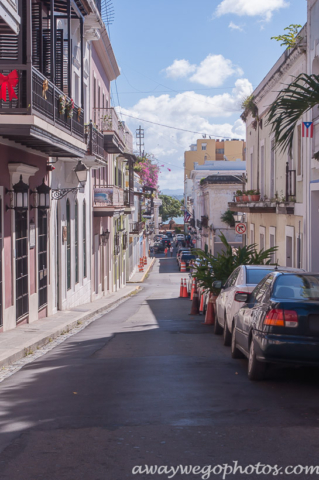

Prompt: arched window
[
  {"left": 75, "top": 200, "right": 79, "bottom": 284},
  {"left": 66, "top": 199, "right": 71, "bottom": 290},
  {"left": 83, "top": 200, "right": 87, "bottom": 278}
]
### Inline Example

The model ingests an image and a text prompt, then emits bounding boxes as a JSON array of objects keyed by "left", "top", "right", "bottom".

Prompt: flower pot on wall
[
  {"left": 242, "top": 194, "right": 249, "bottom": 202},
  {"left": 236, "top": 196, "right": 243, "bottom": 202},
  {"left": 251, "top": 194, "right": 260, "bottom": 202}
]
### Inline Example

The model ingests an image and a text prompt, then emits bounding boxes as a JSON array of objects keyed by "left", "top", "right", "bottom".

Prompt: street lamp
[
  {"left": 51, "top": 161, "right": 88, "bottom": 200},
  {"left": 30, "top": 179, "right": 51, "bottom": 210},
  {"left": 100, "top": 229, "right": 110, "bottom": 245}
]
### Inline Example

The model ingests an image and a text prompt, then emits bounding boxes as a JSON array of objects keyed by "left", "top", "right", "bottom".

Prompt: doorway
[
  {"left": 38, "top": 209, "right": 48, "bottom": 308},
  {"left": 94, "top": 234, "right": 99, "bottom": 295},
  {"left": 286, "top": 236, "right": 293, "bottom": 267},
  {"left": 15, "top": 211, "right": 28, "bottom": 321}
]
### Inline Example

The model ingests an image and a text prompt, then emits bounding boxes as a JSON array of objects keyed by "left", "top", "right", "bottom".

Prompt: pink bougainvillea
[{"left": 134, "top": 155, "right": 160, "bottom": 189}]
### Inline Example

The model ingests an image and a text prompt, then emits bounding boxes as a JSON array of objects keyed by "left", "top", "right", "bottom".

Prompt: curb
[
  {"left": 0, "top": 286, "right": 141, "bottom": 369},
  {"left": 127, "top": 258, "right": 156, "bottom": 283}
]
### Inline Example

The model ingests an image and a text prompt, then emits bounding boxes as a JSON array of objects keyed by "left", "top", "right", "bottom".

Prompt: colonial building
[{"left": 229, "top": 26, "right": 307, "bottom": 268}]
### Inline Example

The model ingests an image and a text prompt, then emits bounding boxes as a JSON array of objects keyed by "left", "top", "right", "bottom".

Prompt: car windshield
[
  {"left": 246, "top": 269, "right": 275, "bottom": 285},
  {"left": 273, "top": 274, "right": 319, "bottom": 300}
]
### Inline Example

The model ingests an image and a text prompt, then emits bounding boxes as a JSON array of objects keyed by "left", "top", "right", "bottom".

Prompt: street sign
[
  {"left": 192, "top": 239, "right": 196, "bottom": 244},
  {"left": 235, "top": 222, "right": 247, "bottom": 235}
]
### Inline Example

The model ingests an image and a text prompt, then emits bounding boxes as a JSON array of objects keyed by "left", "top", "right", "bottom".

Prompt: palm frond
[{"left": 267, "top": 73, "right": 319, "bottom": 154}]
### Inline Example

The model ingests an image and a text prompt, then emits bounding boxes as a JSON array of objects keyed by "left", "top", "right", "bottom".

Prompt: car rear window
[
  {"left": 246, "top": 269, "right": 275, "bottom": 285},
  {"left": 181, "top": 254, "right": 196, "bottom": 259},
  {"left": 273, "top": 274, "right": 319, "bottom": 300}
]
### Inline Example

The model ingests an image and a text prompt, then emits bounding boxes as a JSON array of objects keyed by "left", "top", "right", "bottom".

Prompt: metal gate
[
  {"left": 16, "top": 211, "right": 28, "bottom": 320},
  {"left": 38, "top": 209, "right": 48, "bottom": 308}
]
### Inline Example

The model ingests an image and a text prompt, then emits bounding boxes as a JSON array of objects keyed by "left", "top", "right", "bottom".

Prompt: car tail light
[{"left": 264, "top": 309, "right": 298, "bottom": 328}]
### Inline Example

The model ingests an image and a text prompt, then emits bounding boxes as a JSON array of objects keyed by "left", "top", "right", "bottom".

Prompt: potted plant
[
  {"left": 235, "top": 190, "right": 243, "bottom": 202},
  {"left": 247, "top": 189, "right": 261, "bottom": 202},
  {"left": 66, "top": 98, "right": 75, "bottom": 118},
  {"left": 242, "top": 191, "right": 249, "bottom": 202},
  {"left": 59, "top": 95, "right": 66, "bottom": 115}
]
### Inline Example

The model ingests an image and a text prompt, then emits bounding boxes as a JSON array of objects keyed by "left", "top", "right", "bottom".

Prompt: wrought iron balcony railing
[
  {"left": 129, "top": 221, "right": 145, "bottom": 234},
  {"left": 85, "top": 121, "right": 104, "bottom": 159},
  {"left": 0, "top": 66, "right": 84, "bottom": 140},
  {"left": 93, "top": 185, "right": 124, "bottom": 207},
  {"left": 93, "top": 107, "right": 126, "bottom": 145}
]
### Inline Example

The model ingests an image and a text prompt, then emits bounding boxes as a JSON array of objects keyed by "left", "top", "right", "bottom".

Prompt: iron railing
[
  {"left": 0, "top": 66, "right": 84, "bottom": 140},
  {"left": 85, "top": 121, "right": 104, "bottom": 159},
  {"left": 92, "top": 107, "right": 126, "bottom": 145},
  {"left": 124, "top": 189, "right": 134, "bottom": 206},
  {"left": 123, "top": 232, "right": 128, "bottom": 250},
  {"left": 129, "top": 221, "right": 145, "bottom": 234}
]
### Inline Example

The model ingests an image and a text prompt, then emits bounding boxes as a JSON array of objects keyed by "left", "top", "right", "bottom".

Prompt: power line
[{"left": 120, "top": 112, "right": 236, "bottom": 139}]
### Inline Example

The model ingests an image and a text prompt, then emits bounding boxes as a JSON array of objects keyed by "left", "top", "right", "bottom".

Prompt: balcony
[
  {"left": 129, "top": 222, "right": 145, "bottom": 235},
  {"left": 85, "top": 121, "right": 104, "bottom": 160},
  {"left": 201, "top": 215, "right": 209, "bottom": 228},
  {"left": 0, "top": 67, "right": 85, "bottom": 157},
  {"left": 93, "top": 107, "right": 127, "bottom": 154},
  {"left": 93, "top": 185, "right": 125, "bottom": 217},
  {"left": 228, "top": 200, "right": 295, "bottom": 215}
]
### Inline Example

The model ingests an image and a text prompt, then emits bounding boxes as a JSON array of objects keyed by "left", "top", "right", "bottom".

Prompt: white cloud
[
  {"left": 190, "top": 54, "right": 243, "bottom": 87},
  {"left": 118, "top": 78, "right": 252, "bottom": 189},
  {"left": 215, "top": 0, "right": 289, "bottom": 21},
  {"left": 164, "top": 59, "right": 196, "bottom": 79},
  {"left": 164, "top": 54, "right": 243, "bottom": 88},
  {"left": 229, "top": 21, "right": 244, "bottom": 32}
]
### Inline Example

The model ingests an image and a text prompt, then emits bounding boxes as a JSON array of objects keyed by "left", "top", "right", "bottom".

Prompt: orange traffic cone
[
  {"left": 189, "top": 284, "right": 200, "bottom": 315},
  {"left": 190, "top": 278, "right": 196, "bottom": 301},
  {"left": 144, "top": 256, "right": 147, "bottom": 265},
  {"left": 182, "top": 278, "right": 188, "bottom": 298},
  {"left": 203, "top": 293, "right": 216, "bottom": 325},
  {"left": 179, "top": 278, "right": 184, "bottom": 298},
  {"left": 199, "top": 290, "right": 205, "bottom": 314}
]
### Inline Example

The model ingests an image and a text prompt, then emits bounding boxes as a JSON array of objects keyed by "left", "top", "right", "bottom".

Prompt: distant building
[{"left": 184, "top": 138, "right": 246, "bottom": 180}]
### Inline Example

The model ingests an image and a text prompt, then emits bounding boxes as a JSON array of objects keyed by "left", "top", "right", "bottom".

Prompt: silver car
[{"left": 213, "top": 265, "right": 304, "bottom": 346}]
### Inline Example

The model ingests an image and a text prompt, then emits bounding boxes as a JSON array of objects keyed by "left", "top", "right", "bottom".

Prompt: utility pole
[{"left": 136, "top": 125, "right": 144, "bottom": 157}]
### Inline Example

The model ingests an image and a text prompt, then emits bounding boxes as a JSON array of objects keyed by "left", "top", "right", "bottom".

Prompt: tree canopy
[{"left": 159, "top": 195, "right": 183, "bottom": 222}]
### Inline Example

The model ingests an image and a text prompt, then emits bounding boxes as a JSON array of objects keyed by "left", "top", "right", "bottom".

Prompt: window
[
  {"left": 83, "top": 201, "right": 87, "bottom": 278},
  {"left": 201, "top": 143, "right": 207, "bottom": 151},
  {"left": 297, "top": 124, "right": 302, "bottom": 176},
  {"left": 250, "top": 152, "right": 254, "bottom": 189},
  {"left": 246, "top": 269, "right": 275, "bottom": 285},
  {"left": 260, "top": 145, "right": 265, "bottom": 198},
  {"left": 98, "top": 84, "right": 101, "bottom": 110},
  {"left": 66, "top": 200, "right": 71, "bottom": 290},
  {"left": 216, "top": 149, "right": 224, "bottom": 154},
  {"left": 74, "top": 73, "right": 80, "bottom": 106},
  {"left": 75, "top": 201, "right": 79, "bottom": 284},
  {"left": 260, "top": 233, "right": 265, "bottom": 251},
  {"left": 102, "top": 92, "right": 105, "bottom": 109}
]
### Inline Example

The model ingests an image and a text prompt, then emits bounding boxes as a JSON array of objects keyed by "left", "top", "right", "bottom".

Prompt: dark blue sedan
[{"left": 232, "top": 272, "right": 319, "bottom": 380}]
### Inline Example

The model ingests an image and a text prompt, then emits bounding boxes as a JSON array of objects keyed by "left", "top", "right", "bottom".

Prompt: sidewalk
[
  {"left": 127, "top": 257, "right": 156, "bottom": 283},
  {"left": 0, "top": 285, "right": 141, "bottom": 368}
]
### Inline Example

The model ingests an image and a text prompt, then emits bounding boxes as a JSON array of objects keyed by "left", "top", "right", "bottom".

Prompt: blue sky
[{"left": 107, "top": 0, "right": 306, "bottom": 190}]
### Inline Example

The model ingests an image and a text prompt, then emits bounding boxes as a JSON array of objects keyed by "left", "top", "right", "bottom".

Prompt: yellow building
[{"left": 184, "top": 138, "right": 246, "bottom": 180}]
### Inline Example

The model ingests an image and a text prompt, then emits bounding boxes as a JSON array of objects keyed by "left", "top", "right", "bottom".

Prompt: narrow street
[{"left": 0, "top": 255, "right": 319, "bottom": 480}]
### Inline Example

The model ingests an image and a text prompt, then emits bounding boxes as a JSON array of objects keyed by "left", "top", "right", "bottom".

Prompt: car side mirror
[
  {"left": 235, "top": 292, "right": 250, "bottom": 303},
  {"left": 213, "top": 280, "right": 222, "bottom": 289}
]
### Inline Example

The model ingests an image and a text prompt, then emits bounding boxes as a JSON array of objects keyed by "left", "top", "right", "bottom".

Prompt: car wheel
[
  {"left": 223, "top": 317, "right": 232, "bottom": 346},
  {"left": 248, "top": 337, "right": 266, "bottom": 381},
  {"left": 213, "top": 314, "right": 223, "bottom": 335},
  {"left": 231, "top": 325, "right": 245, "bottom": 359}
]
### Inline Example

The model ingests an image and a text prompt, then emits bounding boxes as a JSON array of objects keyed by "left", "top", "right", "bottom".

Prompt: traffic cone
[
  {"left": 199, "top": 290, "right": 205, "bottom": 314},
  {"left": 189, "top": 284, "right": 200, "bottom": 315},
  {"left": 190, "top": 278, "right": 196, "bottom": 301},
  {"left": 179, "top": 278, "right": 184, "bottom": 298},
  {"left": 203, "top": 293, "right": 216, "bottom": 325},
  {"left": 144, "top": 256, "right": 147, "bottom": 265},
  {"left": 182, "top": 278, "right": 188, "bottom": 298}
]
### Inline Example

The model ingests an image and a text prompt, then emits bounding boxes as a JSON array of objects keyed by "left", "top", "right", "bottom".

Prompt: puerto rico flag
[
  {"left": 184, "top": 210, "right": 191, "bottom": 223},
  {"left": 302, "top": 122, "right": 314, "bottom": 138}
]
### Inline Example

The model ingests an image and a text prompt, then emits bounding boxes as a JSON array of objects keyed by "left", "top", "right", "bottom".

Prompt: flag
[
  {"left": 302, "top": 122, "right": 314, "bottom": 138},
  {"left": 184, "top": 209, "right": 191, "bottom": 223}
]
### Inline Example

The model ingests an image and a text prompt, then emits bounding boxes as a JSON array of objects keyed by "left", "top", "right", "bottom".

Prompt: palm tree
[
  {"left": 267, "top": 73, "right": 319, "bottom": 156},
  {"left": 241, "top": 95, "right": 261, "bottom": 191}
]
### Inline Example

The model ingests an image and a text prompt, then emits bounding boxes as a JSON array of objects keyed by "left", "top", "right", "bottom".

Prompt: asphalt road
[{"left": 0, "top": 254, "right": 319, "bottom": 480}]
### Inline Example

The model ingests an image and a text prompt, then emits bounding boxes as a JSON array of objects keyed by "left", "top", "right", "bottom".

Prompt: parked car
[
  {"left": 177, "top": 248, "right": 191, "bottom": 265},
  {"left": 154, "top": 242, "right": 164, "bottom": 253},
  {"left": 232, "top": 272, "right": 319, "bottom": 380},
  {"left": 179, "top": 253, "right": 196, "bottom": 270},
  {"left": 213, "top": 265, "right": 304, "bottom": 346},
  {"left": 161, "top": 238, "right": 171, "bottom": 248},
  {"left": 176, "top": 234, "right": 185, "bottom": 241}
]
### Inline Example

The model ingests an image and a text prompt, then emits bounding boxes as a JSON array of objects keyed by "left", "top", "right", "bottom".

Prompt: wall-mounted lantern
[
  {"left": 30, "top": 179, "right": 51, "bottom": 210},
  {"left": 100, "top": 229, "right": 110, "bottom": 245},
  {"left": 6, "top": 175, "right": 29, "bottom": 211},
  {"left": 52, "top": 161, "right": 88, "bottom": 200}
]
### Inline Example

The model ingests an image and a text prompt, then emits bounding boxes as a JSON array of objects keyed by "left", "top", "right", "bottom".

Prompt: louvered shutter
[
  {"left": 43, "top": 29, "right": 51, "bottom": 80},
  {"left": 55, "top": 29, "right": 63, "bottom": 91},
  {"left": 63, "top": 39, "right": 69, "bottom": 95},
  {"left": 32, "top": 2, "right": 41, "bottom": 70},
  {"left": 0, "top": 35, "right": 19, "bottom": 61}
]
